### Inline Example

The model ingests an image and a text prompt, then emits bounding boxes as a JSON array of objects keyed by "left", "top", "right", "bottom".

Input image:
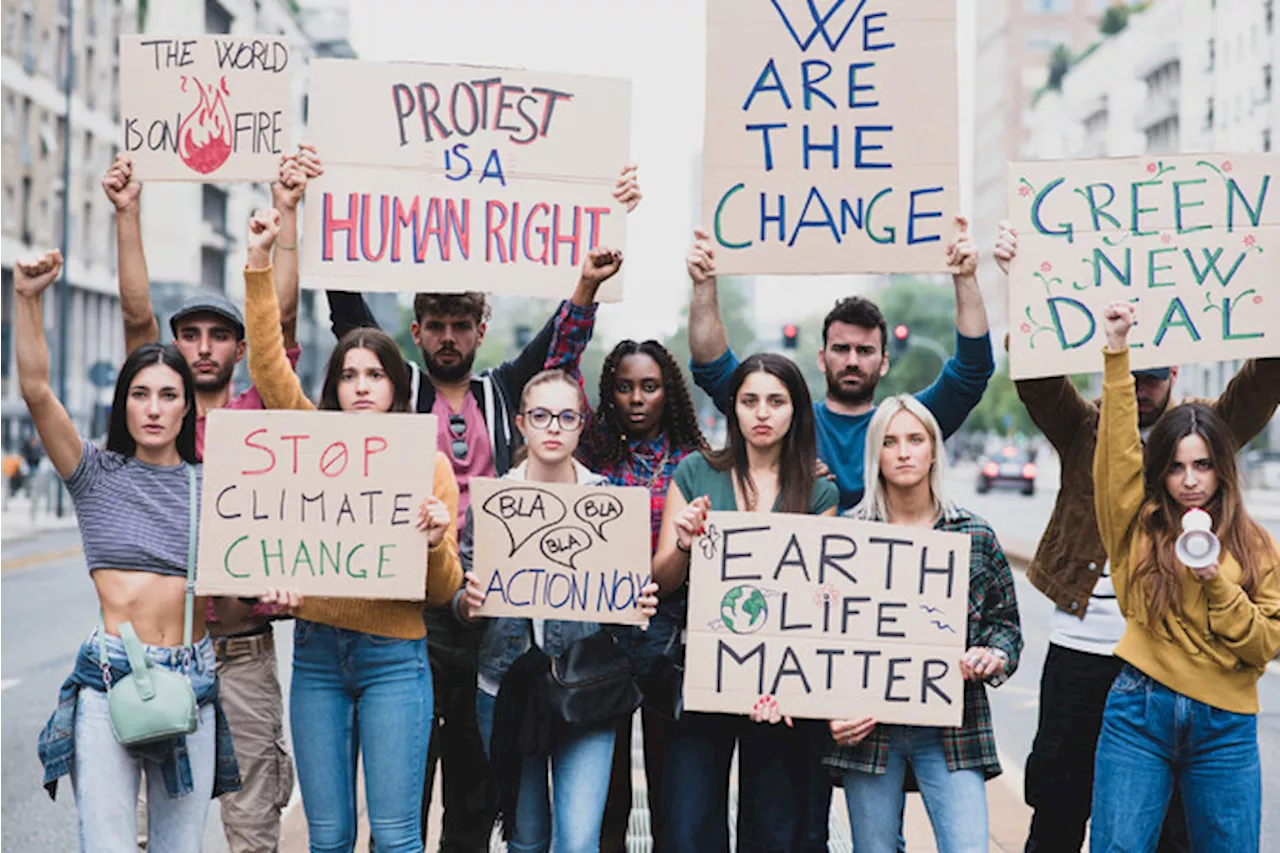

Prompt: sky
[{"left": 348, "top": 1, "right": 976, "bottom": 344}]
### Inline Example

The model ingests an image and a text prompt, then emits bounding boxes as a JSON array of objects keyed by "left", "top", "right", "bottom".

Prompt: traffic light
[
  {"left": 782, "top": 323, "right": 799, "bottom": 350},
  {"left": 891, "top": 324, "right": 910, "bottom": 355}
]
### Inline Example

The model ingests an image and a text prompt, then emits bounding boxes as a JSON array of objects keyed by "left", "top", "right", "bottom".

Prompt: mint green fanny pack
[{"left": 98, "top": 465, "right": 199, "bottom": 746}]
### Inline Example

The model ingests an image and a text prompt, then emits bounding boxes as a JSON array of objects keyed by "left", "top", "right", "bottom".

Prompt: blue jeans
[
  {"left": 71, "top": 635, "right": 218, "bottom": 853},
  {"left": 290, "top": 621, "right": 431, "bottom": 853},
  {"left": 842, "top": 726, "right": 987, "bottom": 853},
  {"left": 476, "top": 690, "right": 615, "bottom": 853},
  {"left": 1091, "top": 664, "right": 1260, "bottom": 853}
]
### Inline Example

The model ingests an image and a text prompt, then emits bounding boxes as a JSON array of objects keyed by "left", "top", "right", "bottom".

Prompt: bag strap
[
  {"left": 118, "top": 622, "right": 157, "bottom": 699},
  {"left": 183, "top": 464, "right": 195, "bottom": 649}
]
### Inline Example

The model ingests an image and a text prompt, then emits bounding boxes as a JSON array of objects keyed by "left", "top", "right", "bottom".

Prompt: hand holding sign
[
  {"left": 748, "top": 694, "right": 793, "bottom": 728},
  {"left": 994, "top": 221, "right": 1017, "bottom": 276},
  {"left": 674, "top": 495, "right": 712, "bottom": 551},
  {"left": 458, "top": 571, "right": 486, "bottom": 622},
  {"left": 945, "top": 216, "right": 978, "bottom": 278},
  {"left": 1102, "top": 301, "right": 1137, "bottom": 352},
  {"left": 417, "top": 495, "right": 451, "bottom": 548},
  {"left": 686, "top": 230, "right": 717, "bottom": 287},
  {"left": 272, "top": 155, "right": 308, "bottom": 213},
  {"left": 613, "top": 164, "right": 642, "bottom": 212},
  {"left": 260, "top": 587, "right": 304, "bottom": 614}
]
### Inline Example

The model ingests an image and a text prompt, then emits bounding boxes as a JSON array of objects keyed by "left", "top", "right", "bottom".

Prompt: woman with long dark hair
[
  {"left": 242, "top": 209, "right": 462, "bottom": 853},
  {"left": 578, "top": 339, "right": 707, "bottom": 852},
  {"left": 1089, "top": 301, "right": 1280, "bottom": 853},
  {"left": 651, "top": 353, "right": 838, "bottom": 853},
  {"left": 25, "top": 250, "right": 240, "bottom": 851}
]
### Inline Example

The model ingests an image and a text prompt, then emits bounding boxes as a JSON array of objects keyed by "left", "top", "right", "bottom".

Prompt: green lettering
[
  {"left": 223, "top": 535, "right": 250, "bottom": 579},
  {"left": 1148, "top": 247, "right": 1177, "bottom": 288},
  {"left": 1153, "top": 298, "right": 1201, "bottom": 346},
  {"left": 345, "top": 543, "right": 367, "bottom": 579}
]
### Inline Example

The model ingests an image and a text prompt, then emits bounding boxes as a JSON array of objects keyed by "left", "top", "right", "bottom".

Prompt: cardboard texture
[
  {"left": 469, "top": 477, "right": 652, "bottom": 626},
  {"left": 301, "top": 59, "right": 631, "bottom": 299},
  {"left": 196, "top": 410, "right": 436, "bottom": 600},
  {"left": 1007, "top": 154, "right": 1280, "bottom": 379},
  {"left": 119, "top": 35, "right": 292, "bottom": 181},
  {"left": 684, "top": 511, "right": 970, "bottom": 725},
  {"left": 702, "top": 0, "right": 959, "bottom": 275}
]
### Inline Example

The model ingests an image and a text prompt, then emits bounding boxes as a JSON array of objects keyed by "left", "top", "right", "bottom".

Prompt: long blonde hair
[{"left": 851, "top": 395, "right": 950, "bottom": 521}]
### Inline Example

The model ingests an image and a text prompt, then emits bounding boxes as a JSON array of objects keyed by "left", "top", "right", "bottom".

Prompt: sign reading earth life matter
[{"left": 684, "top": 511, "right": 970, "bottom": 725}]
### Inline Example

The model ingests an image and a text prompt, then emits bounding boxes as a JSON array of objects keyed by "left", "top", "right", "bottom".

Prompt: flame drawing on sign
[{"left": 177, "top": 75, "right": 233, "bottom": 174}]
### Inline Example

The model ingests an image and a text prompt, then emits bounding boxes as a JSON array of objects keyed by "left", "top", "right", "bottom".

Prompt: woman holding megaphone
[{"left": 1090, "top": 300, "right": 1280, "bottom": 853}]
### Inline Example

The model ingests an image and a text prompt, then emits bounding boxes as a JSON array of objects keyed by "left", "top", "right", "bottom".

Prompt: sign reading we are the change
[
  {"left": 703, "top": 0, "right": 960, "bottom": 275},
  {"left": 469, "top": 478, "right": 651, "bottom": 626},
  {"left": 301, "top": 59, "right": 631, "bottom": 299},
  {"left": 684, "top": 512, "right": 970, "bottom": 725},
  {"left": 1008, "top": 154, "right": 1280, "bottom": 379},
  {"left": 119, "top": 36, "right": 293, "bottom": 181},
  {"left": 196, "top": 410, "right": 436, "bottom": 600}
]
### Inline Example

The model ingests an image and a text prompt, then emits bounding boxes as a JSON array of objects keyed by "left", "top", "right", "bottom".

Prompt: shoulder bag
[{"left": 545, "top": 630, "right": 641, "bottom": 727}]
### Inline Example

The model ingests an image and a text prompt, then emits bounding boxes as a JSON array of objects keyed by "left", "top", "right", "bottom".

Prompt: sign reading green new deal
[
  {"left": 1007, "top": 154, "right": 1279, "bottom": 379},
  {"left": 684, "top": 511, "right": 971, "bottom": 726},
  {"left": 196, "top": 409, "right": 436, "bottom": 600}
]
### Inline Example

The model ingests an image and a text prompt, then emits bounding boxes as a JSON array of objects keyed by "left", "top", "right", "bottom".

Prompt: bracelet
[
  {"left": 275, "top": 242, "right": 298, "bottom": 251},
  {"left": 676, "top": 540, "right": 691, "bottom": 554}
]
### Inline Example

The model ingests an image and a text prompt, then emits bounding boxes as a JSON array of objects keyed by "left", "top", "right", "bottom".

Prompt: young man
[
  {"left": 996, "top": 223, "right": 1280, "bottom": 853},
  {"left": 326, "top": 166, "right": 641, "bottom": 852},
  {"left": 685, "top": 218, "right": 995, "bottom": 852},
  {"left": 103, "top": 148, "right": 317, "bottom": 853}
]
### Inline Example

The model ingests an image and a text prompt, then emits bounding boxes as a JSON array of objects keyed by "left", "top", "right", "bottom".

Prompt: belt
[{"left": 214, "top": 631, "right": 274, "bottom": 662}]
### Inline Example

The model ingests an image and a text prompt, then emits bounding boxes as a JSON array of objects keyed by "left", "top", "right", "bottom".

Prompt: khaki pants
[{"left": 216, "top": 631, "right": 295, "bottom": 853}]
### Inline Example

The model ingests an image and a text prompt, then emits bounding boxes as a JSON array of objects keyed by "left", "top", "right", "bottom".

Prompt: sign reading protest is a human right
[
  {"left": 119, "top": 35, "right": 292, "bottom": 181},
  {"left": 684, "top": 511, "right": 970, "bottom": 726},
  {"left": 469, "top": 477, "right": 651, "bottom": 626},
  {"left": 703, "top": 0, "right": 959, "bottom": 275},
  {"left": 301, "top": 59, "right": 631, "bottom": 299},
  {"left": 1007, "top": 154, "right": 1279, "bottom": 379},
  {"left": 196, "top": 409, "right": 435, "bottom": 600}
]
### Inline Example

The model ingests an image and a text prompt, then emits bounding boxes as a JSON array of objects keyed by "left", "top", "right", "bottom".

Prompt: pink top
[{"left": 432, "top": 390, "right": 494, "bottom": 521}]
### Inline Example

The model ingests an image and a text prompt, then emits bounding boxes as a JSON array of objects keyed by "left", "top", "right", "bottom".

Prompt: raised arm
[
  {"left": 102, "top": 155, "right": 157, "bottom": 354},
  {"left": 949, "top": 215, "right": 989, "bottom": 339},
  {"left": 1211, "top": 357, "right": 1280, "bottom": 447},
  {"left": 245, "top": 210, "right": 314, "bottom": 412},
  {"left": 14, "top": 251, "right": 83, "bottom": 478},
  {"left": 1093, "top": 302, "right": 1146, "bottom": 563},
  {"left": 544, "top": 247, "right": 619, "bottom": 385},
  {"left": 686, "top": 228, "right": 737, "bottom": 413},
  {"left": 270, "top": 148, "right": 312, "bottom": 347}
]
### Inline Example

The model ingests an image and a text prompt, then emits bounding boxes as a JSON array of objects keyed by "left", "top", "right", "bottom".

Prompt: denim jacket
[
  {"left": 38, "top": 632, "right": 242, "bottom": 800},
  {"left": 453, "top": 461, "right": 612, "bottom": 691}
]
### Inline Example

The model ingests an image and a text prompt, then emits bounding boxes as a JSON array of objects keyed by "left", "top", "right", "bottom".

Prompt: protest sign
[
  {"left": 118, "top": 35, "right": 292, "bottom": 181},
  {"left": 1007, "top": 154, "right": 1280, "bottom": 379},
  {"left": 702, "top": 0, "right": 959, "bottom": 275},
  {"left": 469, "top": 477, "right": 651, "bottom": 625},
  {"left": 196, "top": 410, "right": 436, "bottom": 599},
  {"left": 300, "top": 59, "right": 631, "bottom": 299},
  {"left": 683, "top": 511, "right": 970, "bottom": 725}
]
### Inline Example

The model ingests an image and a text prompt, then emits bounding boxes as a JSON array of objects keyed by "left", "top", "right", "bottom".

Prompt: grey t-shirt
[{"left": 64, "top": 441, "right": 201, "bottom": 577}]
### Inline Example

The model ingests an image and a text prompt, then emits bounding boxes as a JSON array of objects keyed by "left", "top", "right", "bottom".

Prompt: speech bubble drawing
[
  {"left": 538, "top": 525, "right": 593, "bottom": 571},
  {"left": 573, "top": 492, "right": 625, "bottom": 542},
  {"left": 481, "top": 487, "right": 567, "bottom": 556}
]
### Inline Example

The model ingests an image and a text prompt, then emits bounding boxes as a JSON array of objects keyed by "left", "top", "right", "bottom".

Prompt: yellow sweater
[
  {"left": 244, "top": 265, "right": 462, "bottom": 640},
  {"left": 1095, "top": 347, "right": 1280, "bottom": 714}
]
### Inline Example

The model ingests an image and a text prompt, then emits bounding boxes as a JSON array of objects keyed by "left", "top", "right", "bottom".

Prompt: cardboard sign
[
  {"left": 301, "top": 59, "right": 631, "bottom": 299},
  {"left": 1007, "top": 154, "right": 1280, "bottom": 379},
  {"left": 469, "top": 477, "right": 651, "bottom": 625},
  {"left": 119, "top": 36, "right": 293, "bottom": 181},
  {"left": 684, "top": 511, "right": 970, "bottom": 725},
  {"left": 702, "top": 0, "right": 959, "bottom": 275},
  {"left": 196, "top": 410, "right": 436, "bottom": 599}
]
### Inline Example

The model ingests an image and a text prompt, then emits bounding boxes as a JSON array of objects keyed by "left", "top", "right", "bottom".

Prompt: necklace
[{"left": 632, "top": 438, "right": 669, "bottom": 488}]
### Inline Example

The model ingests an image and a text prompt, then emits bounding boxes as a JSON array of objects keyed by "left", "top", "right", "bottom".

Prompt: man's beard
[
  {"left": 191, "top": 361, "right": 235, "bottom": 393},
  {"left": 423, "top": 347, "right": 476, "bottom": 383},
  {"left": 826, "top": 368, "right": 878, "bottom": 406},
  {"left": 1137, "top": 393, "right": 1172, "bottom": 428}
]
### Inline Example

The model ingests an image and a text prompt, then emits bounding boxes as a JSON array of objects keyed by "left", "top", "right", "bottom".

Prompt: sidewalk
[{"left": 0, "top": 491, "right": 79, "bottom": 544}]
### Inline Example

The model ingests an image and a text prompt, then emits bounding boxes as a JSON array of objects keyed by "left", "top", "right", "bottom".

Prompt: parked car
[{"left": 977, "top": 446, "right": 1036, "bottom": 496}]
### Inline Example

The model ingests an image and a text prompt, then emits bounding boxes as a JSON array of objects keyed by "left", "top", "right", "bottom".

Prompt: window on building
[
  {"left": 1205, "top": 97, "right": 1215, "bottom": 130},
  {"left": 2, "top": 95, "right": 14, "bottom": 138},
  {"left": 82, "top": 200, "right": 93, "bottom": 260},
  {"left": 1265, "top": 64, "right": 1274, "bottom": 102},
  {"left": 20, "top": 10, "right": 34, "bottom": 70},
  {"left": 201, "top": 247, "right": 227, "bottom": 293},
  {"left": 202, "top": 185, "right": 228, "bottom": 236},
  {"left": 56, "top": 22, "right": 68, "bottom": 88},
  {"left": 20, "top": 176, "right": 31, "bottom": 243},
  {"left": 205, "top": 0, "right": 232, "bottom": 34},
  {"left": 1207, "top": 38, "right": 1215, "bottom": 72},
  {"left": 1265, "top": 128, "right": 1273, "bottom": 152},
  {"left": 84, "top": 44, "right": 96, "bottom": 108}
]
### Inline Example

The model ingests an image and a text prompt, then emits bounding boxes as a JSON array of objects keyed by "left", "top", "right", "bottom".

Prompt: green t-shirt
[{"left": 672, "top": 451, "right": 838, "bottom": 515}]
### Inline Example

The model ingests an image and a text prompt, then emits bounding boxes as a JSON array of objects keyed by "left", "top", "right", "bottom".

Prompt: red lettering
[
  {"left": 485, "top": 201, "right": 509, "bottom": 263},
  {"left": 322, "top": 193, "right": 359, "bottom": 262},
  {"left": 364, "top": 436, "right": 389, "bottom": 476},
  {"left": 280, "top": 433, "right": 309, "bottom": 474},
  {"left": 319, "top": 441, "right": 350, "bottom": 478},
  {"left": 241, "top": 428, "right": 276, "bottom": 475}
]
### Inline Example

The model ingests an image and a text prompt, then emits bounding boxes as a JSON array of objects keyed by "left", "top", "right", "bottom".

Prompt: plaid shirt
[
  {"left": 543, "top": 299, "right": 597, "bottom": 374},
  {"left": 593, "top": 437, "right": 694, "bottom": 552},
  {"left": 824, "top": 504, "right": 1023, "bottom": 780}
]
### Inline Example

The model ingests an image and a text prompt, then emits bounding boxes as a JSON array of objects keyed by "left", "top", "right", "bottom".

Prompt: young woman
[
  {"left": 652, "top": 353, "right": 838, "bottom": 853},
  {"left": 824, "top": 395, "right": 1022, "bottom": 853},
  {"left": 454, "top": 369, "right": 660, "bottom": 853},
  {"left": 25, "top": 250, "right": 239, "bottom": 851},
  {"left": 1090, "top": 301, "right": 1280, "bottom": 853},
  {"left": 578, "top": 339, "right": 708, "bottom": 853},
  {"left": 242, "top": 209, "right": 463, "bottom": 853}
]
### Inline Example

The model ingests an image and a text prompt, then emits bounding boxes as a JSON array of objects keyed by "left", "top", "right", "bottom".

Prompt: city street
[{"left": 3, "top": 466, "right": 1278, "bottom": 852}]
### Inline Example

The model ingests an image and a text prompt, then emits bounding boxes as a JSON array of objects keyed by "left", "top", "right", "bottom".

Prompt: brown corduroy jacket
[{"left": 1016, "top": 358, "right": 1280, "bottom": 618}]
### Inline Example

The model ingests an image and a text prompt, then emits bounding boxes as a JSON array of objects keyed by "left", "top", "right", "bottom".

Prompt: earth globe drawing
[{"left": 720, "top": 585, "right": 768, "bottom": 634}]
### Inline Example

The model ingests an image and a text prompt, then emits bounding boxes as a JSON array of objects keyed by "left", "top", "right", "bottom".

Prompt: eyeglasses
[
  {"left": 522, "top": 408, "right": 585, "bottom": 432},
  {"left": 448, "top": 414, "right": 467, "bottom": 460}
]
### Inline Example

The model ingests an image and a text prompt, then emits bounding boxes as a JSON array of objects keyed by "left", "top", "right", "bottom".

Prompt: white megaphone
[{"left": 1175, "top": 508, "right": 1220, "bottom": 569}]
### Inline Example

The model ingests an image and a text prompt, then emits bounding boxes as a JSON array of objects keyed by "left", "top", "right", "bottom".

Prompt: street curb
[{"left": 1, "top": 545, "right": 83, "bottom": 572}]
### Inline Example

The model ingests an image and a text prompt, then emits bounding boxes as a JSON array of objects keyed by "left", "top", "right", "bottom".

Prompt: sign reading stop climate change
[
  {"left": 469, "top": 478, "right": 651, "bottom": 626},
  {"left": 684, "top": 511, "right": 970, "bottom": 725},
  {"left": 196, "top": 410, "right": 436, "bottom": 600},
  {"left": 1008, "top": 154, "right": 1280, "bottom": 379},
  {"left": 119, "top": 35, "right": 293, "bottom": 181},
  {"left": 300, "top": 59, "right": 631, "bottom": 299},
  {"left": 703, "top": 0, "right": 959, "bottom": 275}
]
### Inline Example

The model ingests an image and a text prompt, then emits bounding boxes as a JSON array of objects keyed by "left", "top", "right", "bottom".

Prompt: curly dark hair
[
  {"left": 822, "top": 296, "right": 886, "bottom": 349},
  {"left": 580, "top": 339, "right": 707, "bottom": 468}
]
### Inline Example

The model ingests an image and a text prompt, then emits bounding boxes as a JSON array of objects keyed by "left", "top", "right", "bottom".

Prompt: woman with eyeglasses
[
  {"left": 242, "top": 208, "right": 462, "bottom": 853},
  {"left": 453, "top": 369, "right": 660, "bottom": 853}
]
